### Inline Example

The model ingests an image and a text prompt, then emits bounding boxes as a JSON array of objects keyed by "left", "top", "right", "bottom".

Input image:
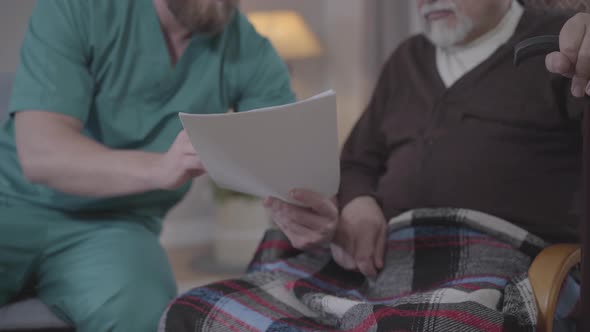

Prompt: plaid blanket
[{"left": 160, "top": 208, "right": 580, "bottom": 332}]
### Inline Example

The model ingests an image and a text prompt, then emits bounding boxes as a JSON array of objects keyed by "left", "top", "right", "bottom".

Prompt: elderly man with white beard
[
  {"left": 0, "top": 0, "right": 294, "bottom": 330},
  {"left": 263, "top": 0, "right": 590, "bottom": 278}
]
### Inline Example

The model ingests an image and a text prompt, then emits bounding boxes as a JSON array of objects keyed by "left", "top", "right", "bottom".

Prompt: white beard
[{"left": 419, "top": 2, "right": 475, "bottom": 49}]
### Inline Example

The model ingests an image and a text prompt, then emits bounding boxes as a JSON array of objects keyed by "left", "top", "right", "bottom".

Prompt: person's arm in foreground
[
  {"left": 16, "top": 114, "right": 203, "bottom": 197},
  {"left": 12, "top": 1, "right": 203, "bottom": 198}
]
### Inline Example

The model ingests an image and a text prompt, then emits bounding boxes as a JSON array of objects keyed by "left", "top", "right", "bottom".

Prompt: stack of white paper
[{"left": 179, "top": 90, "right": 340, "bottom": 204}]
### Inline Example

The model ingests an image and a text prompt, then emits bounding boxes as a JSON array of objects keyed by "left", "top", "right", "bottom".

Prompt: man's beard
[
  {"left": 419, "top": 1, "right": 474, "bottom": 49},
  {"left": 166, "top": 0, "right": 239, "bottom": 35}
]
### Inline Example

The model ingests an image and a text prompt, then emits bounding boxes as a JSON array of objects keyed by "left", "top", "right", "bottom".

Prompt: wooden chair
[{"left": 529, "top": 244, "right": 581, "bottom": 331}]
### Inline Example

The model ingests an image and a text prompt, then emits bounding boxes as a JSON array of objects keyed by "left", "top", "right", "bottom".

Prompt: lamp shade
[{"left": 247, "top": 10, "right": 323, "bottom": 60}]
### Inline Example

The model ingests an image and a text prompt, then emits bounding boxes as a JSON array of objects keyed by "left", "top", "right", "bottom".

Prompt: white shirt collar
[{"left": 436, "top": 0, "right": 524, "bottom": 88}]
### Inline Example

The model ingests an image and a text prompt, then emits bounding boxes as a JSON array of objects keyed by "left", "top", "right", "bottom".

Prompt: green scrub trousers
[{"left": 0, "top": 195, "right": 176, "bottom": 331}]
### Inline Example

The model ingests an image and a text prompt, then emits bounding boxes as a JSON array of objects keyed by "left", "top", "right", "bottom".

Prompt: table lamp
[{"left": 247, "top": 10, "right": 323, "bottom": 61}]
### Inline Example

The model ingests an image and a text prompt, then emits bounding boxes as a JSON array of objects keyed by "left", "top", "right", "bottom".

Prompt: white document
[{"left": 179, "top": 90, "right": 340, "bottom": 204}]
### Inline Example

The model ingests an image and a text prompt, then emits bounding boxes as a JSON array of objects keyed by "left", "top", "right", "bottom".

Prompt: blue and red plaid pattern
[{"left": 161, "top": 209, "right": 580, "bottom": 332}]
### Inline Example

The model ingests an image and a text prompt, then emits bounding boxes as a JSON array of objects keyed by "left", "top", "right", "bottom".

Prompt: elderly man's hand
[
  {"left": 264, "top": 190, "right": 339, "bottom": 250},
  {"left": 546, "top": 13, "right": 590, "bottom": 97},
  {"left": 332, "top": 196, "right": 387, "bottom": 279}
]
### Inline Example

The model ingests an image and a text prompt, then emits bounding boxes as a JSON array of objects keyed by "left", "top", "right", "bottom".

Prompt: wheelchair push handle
[{"left": 514, "top": 35, "right": 560, "bottom": 66}]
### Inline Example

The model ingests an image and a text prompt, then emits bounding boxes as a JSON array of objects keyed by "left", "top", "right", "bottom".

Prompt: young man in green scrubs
[{"left": 0, "top": 0, "right": 294, "bottom": 330}]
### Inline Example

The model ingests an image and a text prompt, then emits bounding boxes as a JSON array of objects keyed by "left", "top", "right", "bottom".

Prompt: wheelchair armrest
[{"left": 529, "top": 244, "right": 581, "bottom": 332}]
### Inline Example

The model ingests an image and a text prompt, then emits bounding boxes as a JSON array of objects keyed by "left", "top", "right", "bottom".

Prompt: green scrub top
[{"left": 0, "top": 0, "right": 295, "bottom": 222}]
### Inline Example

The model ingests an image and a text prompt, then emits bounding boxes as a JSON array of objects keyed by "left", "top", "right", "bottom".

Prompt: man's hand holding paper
[
  {"left": 179, "top": 90, "right": 340, "bottom": 203},
  {"left": 264, "top": 189, "right": 339, "bottom": 250},
  {"left": 180, "top": 90, "right": 341, "bottom": 248}
]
